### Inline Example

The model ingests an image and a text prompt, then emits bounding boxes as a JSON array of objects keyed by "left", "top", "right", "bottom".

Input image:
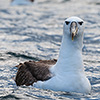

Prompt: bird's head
[{"left": 64, "top": 16, "right": 84, "bottom": 41}]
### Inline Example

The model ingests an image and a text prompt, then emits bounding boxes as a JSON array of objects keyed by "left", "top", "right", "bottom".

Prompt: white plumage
[{"left": 34, "top": 16, "right": 91, "bottom": 94}]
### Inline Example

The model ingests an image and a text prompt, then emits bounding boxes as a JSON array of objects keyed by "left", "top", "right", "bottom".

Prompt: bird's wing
[{"left": 15, "top": 59, "right": 57, "bottom": 86}]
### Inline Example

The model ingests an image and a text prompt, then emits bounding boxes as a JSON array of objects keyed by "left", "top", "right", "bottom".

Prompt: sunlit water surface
[{"left": 0, "top": 0, "right": 100, "bottom": 99}]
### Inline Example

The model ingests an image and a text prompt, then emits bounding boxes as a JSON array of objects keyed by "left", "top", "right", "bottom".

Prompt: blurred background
[{"left": 0, "top": 0, "right": 100, "bottom": 99}]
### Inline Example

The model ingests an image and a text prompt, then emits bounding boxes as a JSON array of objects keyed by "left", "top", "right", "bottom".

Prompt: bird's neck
[{"left": 53, "top": 32, "right": 84, "bottom": 74}]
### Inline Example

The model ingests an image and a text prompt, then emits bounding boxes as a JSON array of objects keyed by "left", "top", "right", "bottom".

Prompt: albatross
[{"left": 15, "top": 16, "right": 91, "bottom": 93}]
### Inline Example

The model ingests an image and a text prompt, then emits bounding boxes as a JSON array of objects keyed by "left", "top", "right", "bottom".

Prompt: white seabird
[{"left": 15, "top": 16, "right": 91, "bottom": 94}]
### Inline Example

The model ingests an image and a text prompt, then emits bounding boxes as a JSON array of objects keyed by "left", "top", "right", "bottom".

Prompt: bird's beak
[
  {"left": 71, "top": 28, "right": 78, "bottom": 41},
  {"left": 70, "top": 22, "right": 78, "bottom": 41}
]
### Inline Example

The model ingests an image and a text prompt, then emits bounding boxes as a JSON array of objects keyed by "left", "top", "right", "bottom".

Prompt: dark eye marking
[
  {"left": 78, "top": 21, "right": 83, "bottom": 25},
  {"left": 65, "top": 21, "right": 70, "bottom": 25}
]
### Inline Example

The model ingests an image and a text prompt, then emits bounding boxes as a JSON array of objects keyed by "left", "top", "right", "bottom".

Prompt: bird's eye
[
  {"left": 78, "top": 21, "right": 83, "bottom": 25},
  {"left": 65, "top": 21, "right": 70, "bottom": 25}
]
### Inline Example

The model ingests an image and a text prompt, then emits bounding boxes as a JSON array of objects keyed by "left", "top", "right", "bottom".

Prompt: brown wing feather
[{"left": 15, "top": 59, "right": 57, "bottom": 86}]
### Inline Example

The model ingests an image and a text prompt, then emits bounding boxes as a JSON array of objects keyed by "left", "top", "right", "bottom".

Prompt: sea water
[{"left": 0, "top": 0, "right": 100, "bottom": 99}]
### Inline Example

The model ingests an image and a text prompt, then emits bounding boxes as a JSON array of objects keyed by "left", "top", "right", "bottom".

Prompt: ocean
[{"left": 0, "top": 0, "right": 100, "bottom": 99}]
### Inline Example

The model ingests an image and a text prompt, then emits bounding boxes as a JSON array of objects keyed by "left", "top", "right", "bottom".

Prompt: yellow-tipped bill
[{"left": 70, "top": 22, "right": 78, "bottom": 41}]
